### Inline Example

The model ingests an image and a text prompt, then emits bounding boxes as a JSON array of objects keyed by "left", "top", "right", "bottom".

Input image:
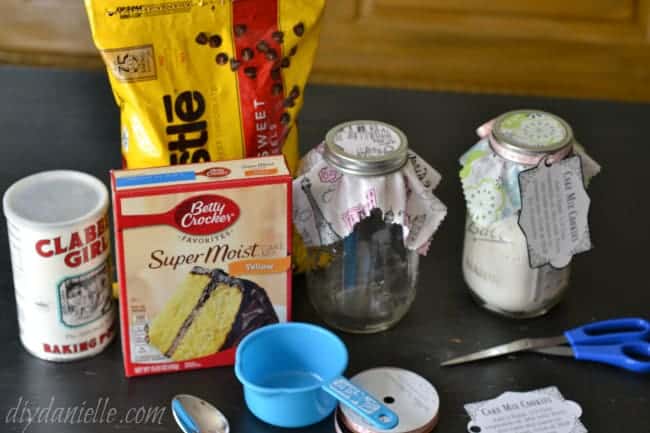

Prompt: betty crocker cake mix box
[{"left": 111, "top": 156, "right": 291, "bottom": 377}]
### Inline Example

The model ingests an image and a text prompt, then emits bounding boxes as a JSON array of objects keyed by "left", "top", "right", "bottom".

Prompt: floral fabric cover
[
  {"left": 459, "top": 138, "right": 601, "bottom": 228},
  {"left": 293, "top": 143, "right": 447, "bottom": 255}
]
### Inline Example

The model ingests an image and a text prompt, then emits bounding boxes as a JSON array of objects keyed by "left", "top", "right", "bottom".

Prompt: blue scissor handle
[
  {"left": 572, "top": 340, "right": 650, "bottom": 373},
  {"left": 564, "top": 318, "right": 650, "bottom": 346}
]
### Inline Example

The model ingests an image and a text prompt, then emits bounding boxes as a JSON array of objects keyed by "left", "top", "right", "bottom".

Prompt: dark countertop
[{"left": 0, "top": 66, "right": 648, "bottom": 433}]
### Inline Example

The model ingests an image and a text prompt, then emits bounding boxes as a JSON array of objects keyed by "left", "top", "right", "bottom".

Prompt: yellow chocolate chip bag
[{"left": 84, "top": 0, "right": 325, "bottom": 173}]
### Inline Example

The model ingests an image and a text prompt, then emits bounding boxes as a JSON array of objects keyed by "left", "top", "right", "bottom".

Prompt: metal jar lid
[
  {"left": 490, "top": 109, "right": 573, "bottom": 163},
  {"left": 324, "top": 121, "right": 409, "bottom": 176},
  {"left": 337, "top": 367, "right": 440, "bottom": 433}
]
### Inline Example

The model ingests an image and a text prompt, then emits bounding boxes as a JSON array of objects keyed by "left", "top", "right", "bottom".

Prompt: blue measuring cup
[{"left": 235, "top": 322, "right": 399, "bottom": 429}]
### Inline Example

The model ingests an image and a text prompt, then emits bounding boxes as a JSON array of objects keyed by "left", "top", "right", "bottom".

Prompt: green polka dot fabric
[
  {"left": 463, "top": 179, "right": 506, "bottom": 226},
  {"left": 459, "top": 137, "right": 600, "bottom": 229}
]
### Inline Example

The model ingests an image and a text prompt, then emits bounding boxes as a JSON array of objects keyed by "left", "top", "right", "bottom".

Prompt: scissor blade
[
  {"left": 441, "top": 335, "right": 567, "bottom": 366},
  {"left": 530, "top": 346, "right": 575, "bottom": 357}
]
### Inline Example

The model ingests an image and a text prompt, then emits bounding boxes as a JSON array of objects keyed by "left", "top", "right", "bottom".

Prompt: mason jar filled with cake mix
[
  {"left": 293, "top": 121, "right": 447, "bottom": 333},
  {"left": 459, "top": 110, "right": 601, "bottom": 318}
]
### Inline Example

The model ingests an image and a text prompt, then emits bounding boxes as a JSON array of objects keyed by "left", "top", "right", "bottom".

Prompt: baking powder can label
[{"left": 3, "top": 171, "right": 116, "bottom": 361}]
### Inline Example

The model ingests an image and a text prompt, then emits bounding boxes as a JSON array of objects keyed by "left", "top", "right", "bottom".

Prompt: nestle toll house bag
[{"left": 84, "top": 0, "right": 325, "bottom": 173}]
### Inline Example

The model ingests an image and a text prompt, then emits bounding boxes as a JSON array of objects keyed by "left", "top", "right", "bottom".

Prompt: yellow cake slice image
[{"left": 147, "top": 266, "right": 279, "bottom": 361}]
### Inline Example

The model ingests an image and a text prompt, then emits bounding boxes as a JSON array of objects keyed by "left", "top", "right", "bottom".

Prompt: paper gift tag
[
  {"left": 465, "top": 387, "right": 587, "bottom": 433},
  {"left": 518, "top": 156, "right": 592, "bottom": 268}
]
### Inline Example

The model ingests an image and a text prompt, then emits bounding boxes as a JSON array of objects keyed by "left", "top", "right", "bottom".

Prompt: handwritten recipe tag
[
  {"left": 518, "top": 156, "right": 592, "bottom": 268},
  {"left": 465, "top": 387, "right": 586, "bottom": 433}
]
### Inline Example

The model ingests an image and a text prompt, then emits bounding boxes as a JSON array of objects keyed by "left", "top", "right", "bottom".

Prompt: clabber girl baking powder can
[{"left": 3, "top": 170, "right": 116, "bottom": 361}]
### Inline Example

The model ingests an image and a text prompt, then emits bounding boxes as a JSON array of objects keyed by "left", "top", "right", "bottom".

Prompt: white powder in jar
[{"left": 462, "top": 215, "right": 570, "bottom": 317}]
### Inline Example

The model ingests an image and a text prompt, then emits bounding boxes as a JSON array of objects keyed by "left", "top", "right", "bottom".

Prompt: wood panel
[
  {"left": 0, "top": 0, "right": 649, "bottom": 101},
  {"left": 312, "top": 0, "right": 650, "bottom": 101},
  {"left": 375, "top": 0, "right": 636, "bottom": 20},
  {"left": 0, "top": 1, "right": 98, "bottom": 68}
]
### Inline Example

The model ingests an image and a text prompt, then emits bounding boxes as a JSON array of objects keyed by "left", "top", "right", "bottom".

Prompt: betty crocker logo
[
  {"left": 173, "top": 194, "right": 239, "bottom": 235},
  {"left": 197, "top": 167, "right": 231, "bottom": 178}
]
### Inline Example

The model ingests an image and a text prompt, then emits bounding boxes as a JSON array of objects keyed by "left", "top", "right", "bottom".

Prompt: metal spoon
[{"left": 171, "top": 394, "right": 229, "bottom": 433}]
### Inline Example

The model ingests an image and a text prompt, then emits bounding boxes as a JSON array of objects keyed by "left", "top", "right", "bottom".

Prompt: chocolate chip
[
  {"left": 208, "top": 35, "right": 222, "bottom": 48},
  {"left": 293, "top": 22, "right": 305, "bottom": 37},
  {"left": 244, "top": 66, "right": 257, "bottom": 79},
  {"left": 271, "top": 67, "right": 281, "bottom": 81},
  {"left": 271, "top": 83, "right": 283, "bottom": 96},
  {"left": 283, "top": 98, "right": 295, "bottom": 108},
  {"left": 289, "top": 85, "right": 300, "bottom": 99},
  {"left": 234, "top": 24, "right": 247, "bottom": 37},
  {"left": 281, "top": 112, "right": 291, "bottom": 125},
  {"left": 265, "top": 49, "right": 278, "bottom": 61},
  {"left": 271, "top": 31, "right": 284, "bottom": 43},
  {"left": 256, "top": 40, "right": 270, "bottom": 53},
  {"left": 215, "top": 53, "right": 229, "bottom": 65},
  {"left": 230, "top": 59, "right": 241, "bottom": 71},
  {"left": 289, "top": 46, "right": 298, "bottom": 56},
  {"left": 281, "top": 57, "right": 290, "bottom": 68},
  {"left": 241, "top": 48, "right": 254, "bottom": 61},
  {"left": 195, "top": 32, "right": 209, "bottom": 45}
]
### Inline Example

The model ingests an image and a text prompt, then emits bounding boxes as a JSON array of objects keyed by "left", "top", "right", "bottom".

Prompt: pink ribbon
[{"left": 477, "top": 119, "right": 572, "bottom": 166}]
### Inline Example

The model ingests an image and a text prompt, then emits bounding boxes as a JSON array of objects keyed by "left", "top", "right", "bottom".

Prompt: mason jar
[
  {"left": 294, "top": 121, "right": 447, "bottom": 333},
  {"left": 459, "top": 110, "right": 599, "bottom": 318},
  {"left": 305, "top": 209, "right": 420, "bottom": 333},
  {"left": 462, "top": 215, "right": 571, "bottom": 318}
]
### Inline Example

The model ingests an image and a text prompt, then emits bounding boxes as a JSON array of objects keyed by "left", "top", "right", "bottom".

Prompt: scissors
[{"left": 441, "top": 317, "right": 650, "bottom": 373}]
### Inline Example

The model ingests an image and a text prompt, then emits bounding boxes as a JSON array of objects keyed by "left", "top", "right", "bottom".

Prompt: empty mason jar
[
  {"left": 294, "top": 121, "right": 445, "bottom": 333},
  {"left": 306, "top": 208, "right": 419, "bottom": 333}
]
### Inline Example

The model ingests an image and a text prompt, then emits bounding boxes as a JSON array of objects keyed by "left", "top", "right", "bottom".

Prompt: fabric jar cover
[
  {"left": 293, "top": 122, "right": 447, "bottom": 255},
  {"left": 459, "top": 111, "right": 601, "bottom": 228}
]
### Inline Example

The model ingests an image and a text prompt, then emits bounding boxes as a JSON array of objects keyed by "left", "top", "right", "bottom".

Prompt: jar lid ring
[
  {"left": 324, "top": 120, "right": 409, "bottom": 176},
  {"left": 487, "top": 109, "right": 574, "bottom": 165}
]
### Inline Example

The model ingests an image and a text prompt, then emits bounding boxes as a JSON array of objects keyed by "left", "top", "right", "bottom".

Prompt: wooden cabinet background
[{"left": 1, "top": 0, "right": 649, "bottom": 101}]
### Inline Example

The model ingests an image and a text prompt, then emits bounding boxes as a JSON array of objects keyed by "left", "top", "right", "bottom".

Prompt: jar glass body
[
  {"left": 462, "top": 215, "right": 570, "bottom": 318},
  {"left": 306, "top": 211, "right": 419, "bottom": 333}
]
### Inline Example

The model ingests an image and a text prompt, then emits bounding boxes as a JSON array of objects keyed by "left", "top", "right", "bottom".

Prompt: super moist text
[{"left": 148, "top": 243, "right": 279, "bottom": 270}]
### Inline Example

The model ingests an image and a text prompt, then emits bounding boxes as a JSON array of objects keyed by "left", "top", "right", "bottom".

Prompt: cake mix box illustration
[{"left": 111, "top": 156, "right": 291, "bottom": 377}]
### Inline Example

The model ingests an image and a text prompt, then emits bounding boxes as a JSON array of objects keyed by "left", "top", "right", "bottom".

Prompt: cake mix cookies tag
[
  {"left": 465, "top": 387, "right": 586, "bottom": 433},
  {"left": 111, "top": 156, "right": 291, "bottom": 377},
  {"left": 518, "top": 156, "right": 592, "bottom": 269}
]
